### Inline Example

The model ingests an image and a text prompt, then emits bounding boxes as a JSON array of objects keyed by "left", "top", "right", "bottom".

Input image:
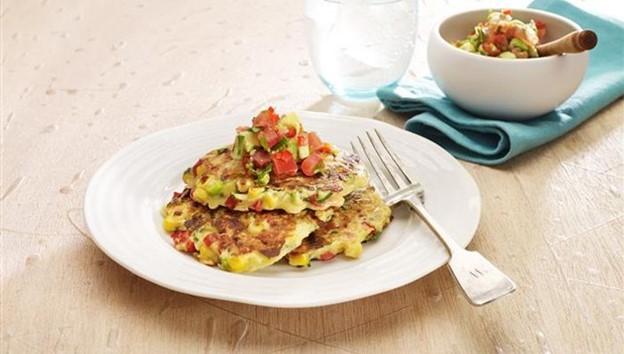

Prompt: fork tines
[{"left": 351, "top": 129, "right": 425, "bottom": 204}]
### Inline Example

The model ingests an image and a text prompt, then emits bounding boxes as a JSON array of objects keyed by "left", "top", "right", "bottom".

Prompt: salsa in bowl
[
  {"left": 428, "top": 8, "right": 589, "bottom": 120},
  {"left": 453, "top": 9, "right": 547, "bottom": 59}
]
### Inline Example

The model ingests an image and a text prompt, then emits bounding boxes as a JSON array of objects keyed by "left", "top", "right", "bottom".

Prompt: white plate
[{"left": 84, "top": 111, "right": 481, "bottom": 308}]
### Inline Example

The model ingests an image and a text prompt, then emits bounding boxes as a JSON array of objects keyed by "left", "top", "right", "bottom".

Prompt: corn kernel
[
  {"left": 288, "top": 254, "right": 310, "bottom": 267},
  {"left": 163, "top": 217, "right": 181, "bottom": 232},
  {"left": 198, "top": 244, "right": 218, "bottom": 264},
  {"left": 344, "top": 242, "right": 363, "bottom": 258},
  {"left": 193, "top": 188, "right": 209, "bottom": 203},
  {"left": 226, "top": 256, "right": 245, "bottom": 272},
  {"left": 262, "top": 193, "right": 278, "bottom": 209}
]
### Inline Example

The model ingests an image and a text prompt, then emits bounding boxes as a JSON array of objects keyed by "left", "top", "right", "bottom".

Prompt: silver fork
[{"left": 352, "top": 129, "right": 516, "bottom": 306}]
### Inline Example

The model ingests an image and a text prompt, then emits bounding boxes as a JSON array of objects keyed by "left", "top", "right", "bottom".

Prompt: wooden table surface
[{"left": 2, "top": 0, "right": 623, "bottom": 353}]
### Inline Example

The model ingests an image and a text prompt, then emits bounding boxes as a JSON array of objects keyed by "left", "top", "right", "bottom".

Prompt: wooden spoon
[{"left": 537, "top": 29, "right": 598, "bottom": 57}]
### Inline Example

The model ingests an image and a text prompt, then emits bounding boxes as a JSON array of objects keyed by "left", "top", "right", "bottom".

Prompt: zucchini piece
[
  {"left": 257, "top": 173, "right": 270, "bottom": 186},
  {"left": 272, "top": 137, "right": 289, "bottom": 151},
  {"left": 258, "top": 135, "right": 269, "bottom": 151},
  {"left": 232, "top": 135, "right": 245, "bottom": 159},
  {"left": 255, "top": 165, "right": 272, "bottom": 186},
  {"left": 476, "top": 27, "right": 485, "bottom": 44},
  {"left": 204, "top": 179, "right": 224, "bottom": 196},
  {"left": 459, "top": 41, "right": 476, "bottom": 52},
  {"left": 316, "top": 190, "right": 333, "bottom": 202},
  {"left": 478, "top": 44, "right": 487, "bottom": 56}
]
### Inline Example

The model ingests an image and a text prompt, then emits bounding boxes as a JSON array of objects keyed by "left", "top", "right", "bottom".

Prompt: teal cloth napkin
[{"left": 377, "top": 0, "right": 624, "bottom": 165}]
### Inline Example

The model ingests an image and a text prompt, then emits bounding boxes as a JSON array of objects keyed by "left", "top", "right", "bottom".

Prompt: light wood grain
[{"left": 2, "top": 0, "right": 623, "bottom": 353}]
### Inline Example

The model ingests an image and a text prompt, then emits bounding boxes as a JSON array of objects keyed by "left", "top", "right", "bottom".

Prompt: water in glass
[{"left": 305, "top": 0, "right": 418, "bottom": 99}]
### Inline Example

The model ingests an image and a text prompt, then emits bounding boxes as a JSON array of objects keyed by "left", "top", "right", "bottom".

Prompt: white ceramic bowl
[{"left": 428, "top": 8, "right": 589, "bottom": 120}]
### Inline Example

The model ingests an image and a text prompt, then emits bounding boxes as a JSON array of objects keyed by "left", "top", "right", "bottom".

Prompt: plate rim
[{"left": 84, "top": 111, "right": 481, "bottom": 308}]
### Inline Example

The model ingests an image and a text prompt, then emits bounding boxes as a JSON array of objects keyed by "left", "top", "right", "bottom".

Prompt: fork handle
[{"left": 405, "top": 195, "right": 463, "bottom": 255}]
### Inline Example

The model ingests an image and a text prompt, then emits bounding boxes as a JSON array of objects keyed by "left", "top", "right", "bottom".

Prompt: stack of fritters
[{"left": 162, "top": 110, "right": 391, "bottom": 273}]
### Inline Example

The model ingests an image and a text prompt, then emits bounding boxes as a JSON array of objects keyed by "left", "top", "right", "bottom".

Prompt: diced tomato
[
  {"left": 502, "top": 9, "right": 512, "bottom": 15},
  {"left": 252, "top": 107, "right": 280, "bottom": 128},
  {"left": 482, "top": 42, "right": 501, "bottom": 56},
  {"left": 251, "top": 150, "right": 271, "bottom": 168},
  {"left": 535, "top": 20, "right": 547, "bottom": 40},
  {"left": 203, "top": 233, "right": 217, "bottom": 246},
  {"left": 285, "top": 126, "right": 297, "bottom": 138},
  {"left": 271, "top": 150, "right": 298, "bottom": 177},
  {"left": 308, "top": 132, "right": 322, "bottom": 150},
  {"left": 301, "top": 153, "right": 322, "bottom": 176},
  {"left": 535, "top": 20, "right": 546, "bottom": 29},
  {"left": 225, "top": 196, "right": 239, "bottom": 209},
  {"left": 185, "top": 239, "right": 196, "bottom": 253},
  {"left": 258, "top": 128, "right": 281, "bottom": 149},
  {"left": 171, "top": 230, "right": 190, "bottom": 244},
  {"left": 297, "top": 133, "right": 308, "bottom": 147},
  {"left": 319, "top": 252, "right": 335, "bottom": 261},
  {"left": 236, "top": 126, "right": 250, "bottom": 133},
  {"left": 493, "top": 34, "right": 508, "bottom": 49},
  {"left": 191, "top": 159, "right": 203, "bottom": 175},
  {"left": 505, "top": 27, "right": 516, "bottom": 39},
  {"left": 250, "top": 199, "right": 263, "bottom": 212}
]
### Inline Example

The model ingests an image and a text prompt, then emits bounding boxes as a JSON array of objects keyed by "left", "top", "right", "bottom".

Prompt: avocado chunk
[
  {"left": 286, "top": 139, "right": 298, "bottom": 159},
  {"left": 510, "top": 38, "right": 528, "bottom": 51},
  {"left": 298, "top": 144, "right": 310, "bottom": 159},
  {"left": 498, "top": 51, "right": 516, "bottom": 59},
  {"left": 239, "top": 131, "right": 259, "bottom": 152},
  {"left": 279, "top": 113, "right": 301, "bottom": 134},
  {"left": 233, "top": 131, "right": 259, "bottom": 159},
  {"left": 458, "top": 41, "right": 476, "bottom": 53}
]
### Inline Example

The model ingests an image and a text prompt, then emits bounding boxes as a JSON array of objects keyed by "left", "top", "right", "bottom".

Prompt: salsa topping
[
  {"left": 453, "top": 10, "right": 547, "bottom": 59},
  {"left": 232, "top": 107, "right": 336, "bottom": 184}
]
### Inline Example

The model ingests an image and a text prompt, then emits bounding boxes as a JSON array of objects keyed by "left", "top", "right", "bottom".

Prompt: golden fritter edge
[
  {"left": 287, "top": 187, "right": 392, "bottom": 267},
  {"left": 162, "top": 189, "right": 317, "bottom": 273},
  {"left": 182, "top": 147, "right": 369, "bottom": 213}
]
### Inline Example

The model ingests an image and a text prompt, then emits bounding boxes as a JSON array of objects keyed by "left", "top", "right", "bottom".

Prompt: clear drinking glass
[{"left": 305, "top": 0, "right": 418, "bottom": 100}]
